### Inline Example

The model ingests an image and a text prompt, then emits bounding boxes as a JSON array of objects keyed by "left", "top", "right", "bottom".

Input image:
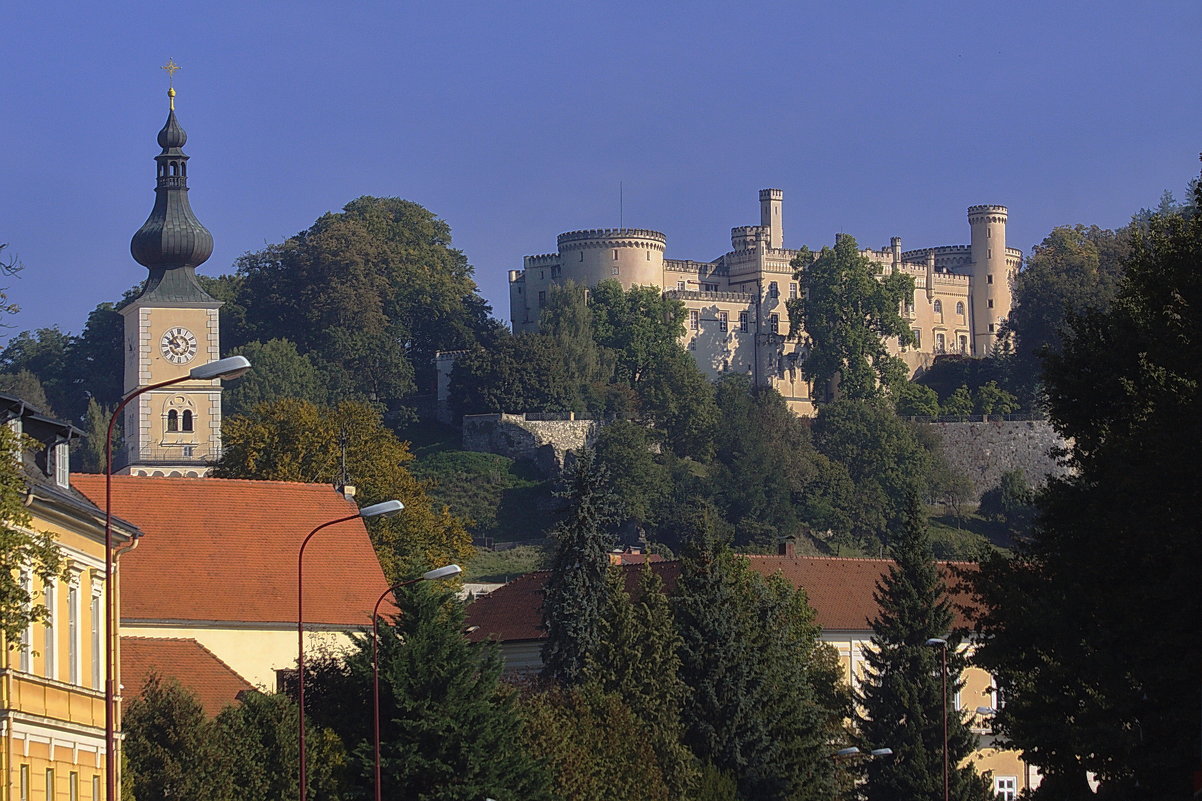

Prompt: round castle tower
[
  {"left": 967, "top": 205, "right": 1011, "bottom": 356},
  {"left": 556, "top": 228, "right": 667, "bottom": 290}
]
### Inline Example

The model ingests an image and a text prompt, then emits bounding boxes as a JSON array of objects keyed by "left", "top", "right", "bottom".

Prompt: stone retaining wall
[
  {"left": 461, "top": 413, "right": 599, "bottom": 476},
  {"left": 927, "top": 419, "right": 1071, "bottom": 496}
]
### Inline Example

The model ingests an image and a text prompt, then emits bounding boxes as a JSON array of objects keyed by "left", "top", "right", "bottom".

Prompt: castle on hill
[{"left": 508, "top": 190, "right": 1019, "bottom": 415}]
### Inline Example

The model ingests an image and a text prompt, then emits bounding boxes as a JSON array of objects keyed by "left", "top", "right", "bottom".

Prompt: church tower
[{"left": 119, "top": 77, "right": 224, "bottom": 477}]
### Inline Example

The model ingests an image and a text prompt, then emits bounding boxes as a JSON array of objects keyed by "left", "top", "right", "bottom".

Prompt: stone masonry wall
[
  {"left": 927, "top": 419, "right": 1071, "bottom": 497},
  {"left": 461, "top": 413, "right": 599, "bottom": 477}
]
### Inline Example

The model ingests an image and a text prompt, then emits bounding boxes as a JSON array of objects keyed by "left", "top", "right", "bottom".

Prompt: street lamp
[
  {"left": 104, "top": 355, "right": 250, "bottom": 801},
  {"left": 370, "top": 563, "right": 462, "bottom": 801},
  {"left": 926, "top": 637, "right": 950, "bottom": 801},
  {"left": 297, "top": 499, "right": 404, "bottom": 801}
]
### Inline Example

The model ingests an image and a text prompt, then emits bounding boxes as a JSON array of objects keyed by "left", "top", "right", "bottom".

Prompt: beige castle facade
[{"left": 509, "top": 190, "right": 1019, "bottom": 414}]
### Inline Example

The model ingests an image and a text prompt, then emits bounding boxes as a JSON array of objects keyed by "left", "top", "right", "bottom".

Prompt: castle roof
[
  {"left": 122, "top": 636, "right": 254, "bottom": 717},
  {"left": 465, "top": 554, "right": 976, "bottom": 644},
  {"left": 71, "top": 475, "right": 391, "bottom": 627}
]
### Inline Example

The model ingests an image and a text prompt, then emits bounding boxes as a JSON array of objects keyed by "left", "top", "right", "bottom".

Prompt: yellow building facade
[{"left": 0, "top": 397, "right": 137, "bottom": 801}]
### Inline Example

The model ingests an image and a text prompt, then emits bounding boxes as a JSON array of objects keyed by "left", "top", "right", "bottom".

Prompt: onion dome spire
[{"left": 129, "top": 69, "right": 217, "bottom": 304}]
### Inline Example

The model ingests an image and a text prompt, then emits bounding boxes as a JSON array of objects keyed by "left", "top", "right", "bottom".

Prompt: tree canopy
[
  {"left": 969, "top": 168, "right": 1202, "bottom": 798},
  {"left": 793, "top": 237, "right": 915, "bottom": 401}
]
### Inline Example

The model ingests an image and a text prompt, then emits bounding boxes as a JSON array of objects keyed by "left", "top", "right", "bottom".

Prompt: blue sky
[{"left": 3, "top": 1, "right": 1200, "bottom": 337}]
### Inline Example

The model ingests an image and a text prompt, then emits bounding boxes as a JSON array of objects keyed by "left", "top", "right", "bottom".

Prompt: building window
[
  {"left": 989, "top": 323, "right": 996, "bottom": 333},
  {"left": 719, "top": 311, "right": 728, "bottom": 332},
  {"left": 613, "top": 249, "right": 618, "bottom": 260},
  {"left": 958, "top": 335, "right": 967, "bottom": 353},
  {"left": 167, "top": 410, "right": 179, "bottom": 432},
  {"left": 912, "top": 329, "right": 921, "bottom": 348},
  {"left": 182, "top": 410, "right": 193, "bottom": 432},
  {"left": 612, "top": 265, "right": 619, "bottom": 275},
  {"left": 769, "top": 313, "right": 779, "bottom": 334},
  {"left": 69, "top": 773, "right": 78, "bottom": 801},
  {"left": 739, "top": 311, "right": 749, "bottom": 332},
  {"left": 182, "top": 446, "right": 195, "bottom": 458},
  {"left": 538, "top": 291, "right": 546, "bottom": 308},
  {"left": 789, "top": 282, "right": 797, "bottom": 299},
  {"left": 933, "top": 299, "right": 943, "bottom": 314},
  {"left": 988, "top": 248, "right": 992, "bottom": 259},
  {"left": 701, "top": 282, "right": 718, "bottom": 292},
  {"left": 45, "top": 770, "right": 54, "bottom": 801},
  {"left": 68, "top": 583, "right": 79, "bottom": 685},
  {"left": 935, "top": 333, "right": 946, "bottom": 354},
  {"left": 90, "top": 590, "right": 101, "bottom": 689},
  {"left": 53, "top": 442, "right": 70, "bottom": 488},
  {"left": 689, "top": 310, "right": 699, "bottom": 330},
  {"left": 987, "top": 299, "right": 994, "bottom": 309},
  {"left": 993, "top": 776, "right": 1017, "bottom": 800},
  {"left": 646, "top": 250, "right": 650, "bottom": 261},
  {"left": 92, "top": 777, "right": 99, "bottom": 801},
  {"left": 676, "top": 281, "right": 685, "bottom": 291},
  {"left": 768, "top": 281, "right": 779, "bottom": 298},
  {"left": 19, "top": 765, "right": 29, "bottom": 801},
  {"left": 43, "top": 580, "right": 55, "bottom": 680},
  {"left": 956, "top": 301, "right": 965, "bottom": 315},
  {"left": 987, "top": 274, "right": 993, "bottom": 284}
]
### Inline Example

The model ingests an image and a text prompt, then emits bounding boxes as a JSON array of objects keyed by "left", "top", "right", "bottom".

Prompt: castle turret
[
  {"left": 759, "top": 188, "right": 783, "bottom": 249},
  {"left": 890, "top": 236, "right": 902, "bottom": 274},
  {"left": 967, "top": 205, "right": 1010, "bottom": 356},
  {"left": 556, "top": 228, "right": 666, "bottom": 290}
]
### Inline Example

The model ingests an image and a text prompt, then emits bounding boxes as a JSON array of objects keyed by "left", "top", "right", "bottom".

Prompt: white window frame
[
  {"left": 90, "top": 586, "right": 102, "bottom": 689},
  {"left": 19, "top": 570, "right": 32, "bottom": 672},
  {"left": 68, "top": 579, "right": 80, "bottom": 685},
  {"left": 43, "top": 578, "right": 56, "bottom": 680},
  {"left": 993, "top": 775, "right": 1017, "bottom": 800},
  {"left": 719, "top": 311, "right": 728, "bottom": 332},
  {"left": 689, "top": 310, "right": 699, "bottom": 331}
]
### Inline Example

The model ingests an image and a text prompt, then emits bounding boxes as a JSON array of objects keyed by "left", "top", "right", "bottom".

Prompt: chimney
[{"left": 777, "top": 539, "right": 796, "bottom": 558}]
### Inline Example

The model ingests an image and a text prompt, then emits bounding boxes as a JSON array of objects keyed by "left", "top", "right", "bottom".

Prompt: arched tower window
[
  {"left": 933, "top": 300, "right": 943, "bottom": 314},
  {"left": 167, "top": 410, "right": 179, "bottom": 432},
  {"left": 956, "top": 301, "right": 965, "bottom": 315},
  {"left": 182, "top": 410, "right": 194, "bottom": 432}
]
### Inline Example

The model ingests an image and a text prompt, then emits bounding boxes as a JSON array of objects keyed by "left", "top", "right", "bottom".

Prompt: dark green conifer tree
[
  {"left": 592, "top": 563, "right": 699, "bottom": 799},
  {"left": 674, "top": 511, "right": 848, "bottom": 801},
  {"left": 541, "top": 448, "right": 619, "bottom": 685},
  {"left": 857, "top": 494, "right": 987, "bottom": 801}
]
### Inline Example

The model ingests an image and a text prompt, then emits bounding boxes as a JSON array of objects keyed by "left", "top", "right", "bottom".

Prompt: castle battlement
[
  {"left": 666, "top": 289, "right": 755, "bottom": 302},
  {"left": 524, "top": 253, "right": 559, "bottom": 267},
  {"left": 557, "top": 228, "right": 667, "bottom": 248}
]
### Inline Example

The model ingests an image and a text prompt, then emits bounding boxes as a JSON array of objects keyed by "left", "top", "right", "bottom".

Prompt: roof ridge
[{"left": 72, "top": 473, "right": 348, "bottom": 491}]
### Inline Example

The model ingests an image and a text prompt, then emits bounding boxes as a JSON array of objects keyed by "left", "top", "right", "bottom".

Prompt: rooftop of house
[
  {"left": 465, "top": 551, "right": 977, "bottom": 644},
  {"left": 71, "top": 474, "right": 391, "bottom": 627},
  {"left": 122, "top": 636, "right": 254, "bottom": 717}
]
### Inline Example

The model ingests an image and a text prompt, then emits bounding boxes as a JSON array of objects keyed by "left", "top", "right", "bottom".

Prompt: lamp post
[
  {"left": 297, "top": 499, "right": 404, "bottom": 801},
  {"left": 104, "top": 355, "right": 250, "bottom": 801},
  {"left": 370, "top": 563, "right": 462, "bottom": 801},
  {"left": 926, "top": 637, "right": 950, "bottom": 801}
]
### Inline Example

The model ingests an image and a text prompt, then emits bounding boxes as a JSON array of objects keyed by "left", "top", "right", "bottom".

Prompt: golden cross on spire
[{"left": 161, "top": 58, "right": 180, "bottom": 109}]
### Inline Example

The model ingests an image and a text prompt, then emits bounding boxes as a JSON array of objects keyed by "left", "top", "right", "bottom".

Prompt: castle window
[
  {"left": 935, "top": 333, "right": 946, "bottom": 354},
  {"left": 646, "top": 251, "right": 650, "bottom": 261},
  {"left": 789, "top": 282, "right": 797, "bottom": 299},
  {"left": 739, "top": 311, "right": 749, "bottom": 332},
  {"left": 988, "top": 299, "right": 994, "bottom": 309},
  {"left": 182, "top": 410, "right": 194, "bottom": 432},
  {"left": 768, "top": 281, "right": 779, "bottom": 298},
  {"left": 689, "top": 310, "right": 699, "bottom": 330},
  {"left": 183, "top": 446, "right": 195, "bottom": 458},
  {"left": 769, "top": 313, "right": 779, "bottom": 334},
  {"left": 719, "top": 311, "right": 728, "bottom": 332},
  {"left": 933, "top": 300, "right": 943, "bottom": 314},
  {"left": 959, "top": 335, "right": 968, "bottom": 353},
  {"left": 167, "top": 410, "right": 179, "bottom": 432},
  {"left": 538, "top": 291, "right": 546, "bottom": 308},
  {"left": 987, "top": 274, "right": 993, "bottom": 284},
  {"left": 578, "top": 251, "right": 583, "bottom": 261},
  {"left": 612, "top": 265, "right": 619, "bottom": 275},
  {"left": 988, "top": 249, "right": 993, "bottom": 259},
  {"left": 989, "top": 324, "right": 996, "bottom": 333},
  {"left": 987, "top": 228, "right": 992, "bottom": 239},
  {"left": 956, "top": 301, "right": 965, "bottom": 315},
  {"left": 912, "top": 329, "right": 921, "bottom": 348},
  {"left": 677, "top": 281, "right": 685, "bottom": 291},
  {"left": 613, "top": 250, "right": 619, "bottom": 260}
]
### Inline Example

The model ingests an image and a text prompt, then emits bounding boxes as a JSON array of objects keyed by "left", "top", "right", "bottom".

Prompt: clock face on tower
[{"left": 160, "top": 327, "right": 198, "bottom": 364}]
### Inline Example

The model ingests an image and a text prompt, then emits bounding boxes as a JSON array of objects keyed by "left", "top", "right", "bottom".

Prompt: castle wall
[
  {"left": 924, "top": 419, "right": 1071, "bottom": 497},
  {"left": 461, "top": 413, "right": 599, "bottom": 476}
]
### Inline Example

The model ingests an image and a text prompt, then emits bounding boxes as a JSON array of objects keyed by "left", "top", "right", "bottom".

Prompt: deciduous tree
[{"left": 793, "top": 236, "right": 915, "bottom": 401}]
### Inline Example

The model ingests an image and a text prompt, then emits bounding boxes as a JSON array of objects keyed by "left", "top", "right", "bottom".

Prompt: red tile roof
[
  {"left": 72, "top": 475, "right": 391, "bottom": 627},
  {"left": 465, "top": 554, "right": 976, "bottom": 644},
  {"left": 122, "top": 636, "right": 254, "bottom": 717}
]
